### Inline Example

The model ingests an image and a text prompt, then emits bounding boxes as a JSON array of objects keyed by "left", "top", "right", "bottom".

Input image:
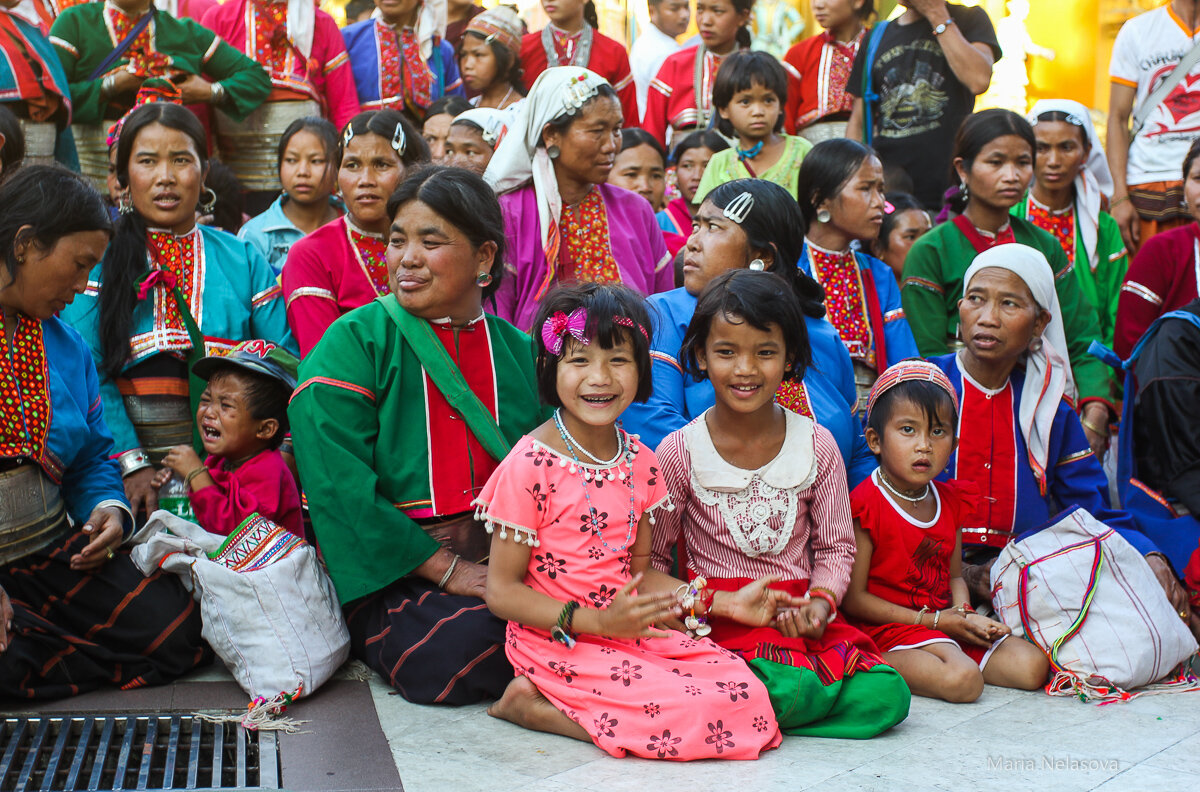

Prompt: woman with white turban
[
  {"left": 928, "top": 245, "right": 1190, "bottom": 623},
  {"left": 1015, "top": 99, "right": 1127, "bottom": 351},
  {"left": 484, "top": 66, "right": 672, "bottom": 331}
]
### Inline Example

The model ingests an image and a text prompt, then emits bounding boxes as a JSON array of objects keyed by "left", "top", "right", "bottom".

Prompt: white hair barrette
[{"left": 723, "top": 192, "right": 755, "bottom": 224}]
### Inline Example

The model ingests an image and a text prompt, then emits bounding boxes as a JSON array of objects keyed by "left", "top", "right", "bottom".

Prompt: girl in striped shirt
[{"left": 652, "top": 268, "right": 910, "bottom": 739}]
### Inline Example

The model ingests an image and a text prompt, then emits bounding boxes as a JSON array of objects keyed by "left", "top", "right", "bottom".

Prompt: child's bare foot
[{"left": 488, "top": 676, "right": 589, "bottom": 742}]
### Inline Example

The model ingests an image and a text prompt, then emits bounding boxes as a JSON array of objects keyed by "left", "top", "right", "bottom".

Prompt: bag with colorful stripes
[{"left": 991, "top": 506, "right": 1198, "bottom": 702}]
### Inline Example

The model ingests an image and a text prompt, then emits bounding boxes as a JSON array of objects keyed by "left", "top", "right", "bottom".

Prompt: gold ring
[{"left": 105, "top": 547, "right": 115, "bottom": 561}]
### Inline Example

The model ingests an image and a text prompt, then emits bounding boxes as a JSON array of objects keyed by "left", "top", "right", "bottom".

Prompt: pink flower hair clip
[{"left": 542, "top": 308, "right": 589, "bottom": 355}]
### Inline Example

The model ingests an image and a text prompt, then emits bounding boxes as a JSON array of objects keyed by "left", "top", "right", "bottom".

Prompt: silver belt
[
  {"left": 70, "top": 122, "right": 112, "bottom": 194},
  {"left": 215, "top": 101, "right": 322, "bottom": 191},
  {"left": 0, "top": 463, "right": 69, "bottom": 566},
  {"left": 18, "top": 120, "right": 56, "bottom": 165},
  {"left": 122, "top": 393, "right": 192, "bottom": 465}
]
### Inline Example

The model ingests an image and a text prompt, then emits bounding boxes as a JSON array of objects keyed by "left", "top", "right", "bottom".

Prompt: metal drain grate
[{"left": 0, "top": 714, "right": 281, "bottom": 791}]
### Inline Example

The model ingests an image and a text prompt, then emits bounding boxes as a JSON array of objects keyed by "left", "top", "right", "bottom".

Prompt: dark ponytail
[
  {"left": 733, "top": 0, "right": 753, "bottom": 49},
  {"left": 583, "top": 0, "right": 599, "bottom": 29},
  {"left": 99, "top": 103, "right": 207, "bottom": 378}
]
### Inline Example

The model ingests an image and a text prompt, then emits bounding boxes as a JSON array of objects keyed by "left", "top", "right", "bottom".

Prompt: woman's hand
[
  {"left": 775, "top": 599, "right": 831, "bottom": 640},
  {"left": 0, "top": 585, "right": 13, "bottom": 653},
  {"left": 442, "top": 558, "right": 488, "bottom": 599},
  {"left": 939, "top": 611, "right": 1007, "bottom": 647},
  {"left": 1110, "top": 197, "right": 1140, "bottom": 254},
  {"left": 1146, "top": 553, "right": 1192, "bottom": 624},
  {"left": 70, "top": 505, "right": 126, "bottom": 573},
  {"left": 108, "top": 69, "right": 145, "bottom": 96},
  {"left": 1080, "top": 402, "right": 1111, "bottom": 459},
  {"left": 123, "top": 466, "right": 159, "bottom": 516},
  {"left": 718, "top": 576, "right": 801, "bottom": 627},
  {"left": 596, "top": 573, "right": 680, "bottom": 639},
  {"left": 175, "top": 74, "right": 214, "bottom": 104}
]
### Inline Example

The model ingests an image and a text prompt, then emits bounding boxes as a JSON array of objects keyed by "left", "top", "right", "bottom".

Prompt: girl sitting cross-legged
[{"left": 478, "top": 283, "right": 787, "bottom": 760}]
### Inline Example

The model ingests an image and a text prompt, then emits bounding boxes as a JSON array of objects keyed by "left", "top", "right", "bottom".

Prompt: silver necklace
[
  {"left": 877, "top": 468, "right": 929, "bottom": 504},
  {"left": 554, "top": 408, "right": 623, "bottom": 466}
]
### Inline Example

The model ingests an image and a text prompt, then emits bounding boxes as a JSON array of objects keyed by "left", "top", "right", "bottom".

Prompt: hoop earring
[
  {"left": 748, "top": 258, "right": 765, "bottom": 271},
  {"left": 476, "top": 271, "right": 494, "bottom": 287},
  {"left": 118, "top": 191, "right": 134, "bottom": 216},
  {"left": 199, "top": 187, "right": 217, "bottom": 216},
  {"left": 816, "top": 208, "right": 831, "bottom": 224},
  {"left": 547, "top": 145, "right": 561, "bottom": 160}
]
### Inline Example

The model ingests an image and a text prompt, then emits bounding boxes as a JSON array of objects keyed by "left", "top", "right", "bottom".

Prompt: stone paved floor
[{"left": 366, "top": 675, "right": 1200, "bottom": 792}]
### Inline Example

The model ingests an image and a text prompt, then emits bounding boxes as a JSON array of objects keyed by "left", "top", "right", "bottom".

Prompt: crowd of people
[{"left": 2, "top": 0, "right": 1200, "bottom": 763}]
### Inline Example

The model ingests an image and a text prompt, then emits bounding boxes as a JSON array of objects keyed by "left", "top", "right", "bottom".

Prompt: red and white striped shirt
[{"left": 651, "top": 410, "right": 856, "bottom": 600}]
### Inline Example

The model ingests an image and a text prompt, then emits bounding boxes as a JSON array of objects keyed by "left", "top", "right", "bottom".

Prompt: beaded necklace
[
  {"left": 877, "top": 468, "right": 929, "bottom": 504},
  {"left": 553, "top": 408, "right": 638, "bottom": 554}
]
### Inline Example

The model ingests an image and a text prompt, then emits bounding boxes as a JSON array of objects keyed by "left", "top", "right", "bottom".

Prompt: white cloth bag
[
  {"left": 991, "top": 507, "right": 1198, "bottom": 697},
  {"left": 130, "top": 510, "right": 350, "bottom": 702}
]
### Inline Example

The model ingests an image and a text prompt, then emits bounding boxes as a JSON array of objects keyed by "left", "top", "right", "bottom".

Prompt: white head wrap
[
  {"left": 483, "top": 66, "right": 612, "bottom": 264},
  {"left": 453, "top": 108, "right": 509, "bottom": 149},
  {"left": 372, "top": 0, "right": 446, "bottom": 61},
  {"left": 1026, "top": 99, "right": 1114, "bottom": 272},
  {"left": 963, "top": 244, "right": 1076, "bottom": 490}
]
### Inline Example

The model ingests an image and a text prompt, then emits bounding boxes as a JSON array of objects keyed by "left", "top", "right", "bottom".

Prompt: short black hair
[
  {"left": 387, "top": 165, "right": 506, "bottom": 300},
  {"left": 796, "top": 137, "right": 874, "bottom": 228},
  {"left": 276, "top": 115, "right": 339, "bottom": 170},
  {"left": 619, "top": 127, "right": 667, "bottom": 166},
  {"left": 205, "top": 365, "right": 292, "bottom": 450},
  {"left": 0, "top": 164, "right": 112, "bottom": 285},
  {"left": 865, "top": 378, "right": 958, "bottom": 440},
  {"left": 669, "top": 129, "right": 729, "bottom": 164},
  {"left": 459, "top": 30, "right": 526, "bottom": 95},
  {"left": 338, "top": 110, "right": 431, "bottom": 169},
  {"left": 424, "top": 96, "right": 473, "bottom": 123},
  {"left": 681, "top": 269, "right": 810, "bottom": 384},
  {"left": 711, "top": 50, "right": 788, "bottom": 138},
  {"left": 532, "top": 283, "right": 654, "bottom": 407}
]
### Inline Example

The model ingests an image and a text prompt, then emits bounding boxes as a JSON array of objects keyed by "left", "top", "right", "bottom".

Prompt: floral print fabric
[
  {"left": 0, "top": 314, "right": 49, "bottom": 462},
  {"left": 559, "top": 189, "right": 622, "bottom": 286},
  {"left": 474, "top": 435, "right": 781, "bottom": 760}
]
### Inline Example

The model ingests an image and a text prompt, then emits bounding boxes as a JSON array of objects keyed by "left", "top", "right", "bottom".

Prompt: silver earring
[
  {"left": 199, "top": 187, "right": 217, "bottom": 215},
  {"left": 476, "top": 271, "right": 494, "bottom": 287},
  {"left": 816, "top": 208, "right": 831, "bottom": 224},
  {"left": 1029, "top": 337, "right": 1043, "bottom": 353},
  {"left": 748, "top": 258, "right": 765, "bottom": 271},
  {"left": 118, "top": 191, "right": 134, "bottom": 215},
  {"left": 959, "top": 180, "right": 969, "bottom": 201},
  {"left": 547, "top": 144, "right": 561, "bottom": 159}
]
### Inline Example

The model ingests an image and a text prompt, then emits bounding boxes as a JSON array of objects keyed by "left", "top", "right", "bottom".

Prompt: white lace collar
[{"left": 684, "top": 408, "right": 818, "bottom": 492}]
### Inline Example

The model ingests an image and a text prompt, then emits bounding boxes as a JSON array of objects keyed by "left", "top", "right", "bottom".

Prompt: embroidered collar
[
  {"left": 145, "top": 225, "right": 198, "bottom": 239},
  {"left": 1028, "top": 193, "right": 1074, "bottom": 217},
  {"left": 685, "top": 408, "right": 818, "bottom": 492},
  {"left": 805, "top": 237, "right": 854, "bottom": 258},
  {"left": 430, "top": 312, "right": 486, "bottom": 326},
  {"left": 972, "top": 221, "right": 1011, "bottom": 240},
  {"left": 345, "top": 218, "right": 384, "bottom": 239}
]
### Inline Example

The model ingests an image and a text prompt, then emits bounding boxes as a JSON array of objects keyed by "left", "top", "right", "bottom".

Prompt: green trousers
[{"left": 749, "top": 658, "right": 911, "bottom": 738}]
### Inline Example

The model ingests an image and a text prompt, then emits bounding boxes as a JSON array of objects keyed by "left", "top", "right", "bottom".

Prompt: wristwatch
[{"left": 932, "top": 17, "right": 955, "bottom": 36}]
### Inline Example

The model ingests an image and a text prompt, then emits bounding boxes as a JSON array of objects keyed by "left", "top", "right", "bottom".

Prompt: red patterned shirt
[
  {"left": 806, "top": 241, "right": 874, "bottom": 367},
  {"left": 774, "top": 380, "right": 813, "bottom": 419},
  {"left": 375, "top": 19, "right": 435, "bottom": 112},
  {"left": 0, "top": 314, "right": 49, "bottom": 462},
  {"left": 559, "top": 189, "right": 622, "bottom": 285},
  {"left": 250, "top": 0, "right": 291, "bottom": 76},
  {"left": 346, "top": 223, "right": 390, "bottom": 296},
  {"left": 104, "top": 3, "right": 174, "bottom": 78},
  {"left": 1026, "top": 196, "right": 1076, "bottom": 266},
  {"left": 145, "top": 228, "right": 201, "bottom": 342}
]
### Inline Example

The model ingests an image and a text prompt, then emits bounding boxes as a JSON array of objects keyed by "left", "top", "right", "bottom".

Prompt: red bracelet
[
  {"left": 699, "top": 587, "right": 715, "bottom": 617},
  {"left": 809, "top": 587, "right": 838, "bottom": 618}
]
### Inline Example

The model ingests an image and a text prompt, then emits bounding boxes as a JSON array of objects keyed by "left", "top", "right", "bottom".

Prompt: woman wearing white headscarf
[
  {"left": 483, "top": 66, "right": 672, "bottom": 331},
  {"left": 1015, "top": 99, "right": 1128, "bottom": 351},
  {"left": 926, "top": 245, "right": 1190, "bottom": 617}
]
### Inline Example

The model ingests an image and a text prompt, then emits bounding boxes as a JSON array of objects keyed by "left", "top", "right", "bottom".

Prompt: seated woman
[
  {"left": 0, "top": 2, "right": 75, "bottom": 168},
  {"left": 622, "top": 178, "right": 876, "bottom": 487},
  {"left": 872, "top": 193, "right": 930, "bottom": 285},
  {"left": 237, "top": 116, "right": 343, "bottom": 276},
  {"left": 796, "top": 139, "right": 917, "bottom": 412},
  {"left": 0, "top": 165, "right": 206, "bottom": 699},
  {"left": 902, "top": 109, "right": 1116, "bottom": 456},
  {"left": 342, "top": 0, "right": 465, "bottom": 124},
  {"left": 50, "top": 0, "right": 270, "bottom": 185},
  {"left": 281, "top": 110, "right": 429, "bottom": 356},
  {"left": 60, "top": 102, "right": 294, "bottom": 520},
  {"left": 1114, "top": 137, "right": 1200, "bottom": 359},
  {"left": 519, "top": 0, "right": 637, "bottom": 124},
  {"left": 782, "top": 0, "right": 868, "bottom": 144},
  {"left": 1016, "top": 100, "right": 1126, "bottom": 353},
  {"left": 656, "top": 129, "right": 728, "bottom": 240},
  {"left": 652, "top": 269, "right": 911, "bottom": 738},
  {"left": 484, "top": 67, "right": 672, "bottom": 332},
  {"left": 642, "top": 0, "right": 751, "bottom": 147},
  {"left": 288, "top": 166, "right": 543, "bottom": 704},
  {"left": 444, "top": 107, "right": 507, "bottom": 174},
  {"left": 929, "top": 244, "right": 1189, "bottom": 618},
  {"left": 459, "top": 4, "right": 525, "bottom": 112}
]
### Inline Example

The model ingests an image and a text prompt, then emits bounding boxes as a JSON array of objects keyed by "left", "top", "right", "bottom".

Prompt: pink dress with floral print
[{"left": 474, "top": 434, "right": 782, "bottom": 760}]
